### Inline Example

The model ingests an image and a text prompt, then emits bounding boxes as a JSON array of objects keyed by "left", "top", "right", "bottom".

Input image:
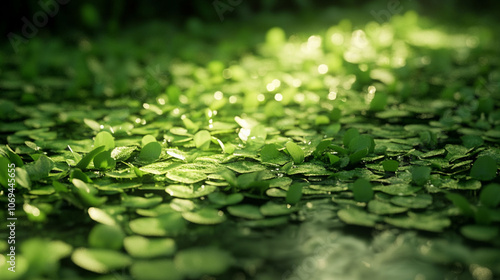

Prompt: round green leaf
[
  {"left": 94, "top": 131, "right": 115, "bottom": 151},
  {"left": 460, "top": 225, "right": 499, "bottom": 241},
  {"left": 343, "top": 128, "right": 360, "bottom": 147},
  {"left": 129, "top": 213, "right": 186, "bottom": 236},
  {"left": 285, "top": 141, "right": 304, "bottom": 164},
  {"left": 390, "top": 194, "right": 432, "bottom": 209},
  {"left": 165, "top": 184, "right": 216, "bottom": 198},
  {"left": 480, "top": 183, "right": 500, "bottom": 208},
  {"left": 367, "top": 200, "right": 407, "bottom": 215},
  {"left": 260, "top": 201, "right": 297, "bottom": 216},
  {"left": 174, "top": 247, "right": 233, "bottom": 279},
  {"left": 124, "top": 236, "right": 176, "bottom": 258},
  {"left": 141, "top": 135, "right": 157, "bottom": 147},
  {"left": 122, "top": 195, "right": 163, "bottom": 208},
  {"left": 260, "top": 143, "right": 290, "bottom": 165},
  {"left": 71, "top": 248, "right": 131, "bottom": 274},
  {"left": 227, "top": 204, "right": 264, "bottom": 219},
  {"left": 382, "top": 160, "right": 399, "bottom": 172},
  {"left": 470, "top": 156, "right": 497, "bottom": 181},
  {"left": 131, "top": 259, "right": 183, "bottom": 280},
  {"left": 181, "top": 208, "right": 227, "bottom": 225},
  {"left": 93, "top": 150, "right": 116, "bottom": 170},
  {"left": 352, "top": 178, "right": 373, "bottom": 202},
  {"left": 193, "top": 130, "right": 211, "bottom": 150},
  {"left": 207, "top": 192, "right": 244, "bottom": 206},
  {"left": 338, "top": 208, "right": 379, "bottom": 227},
  {"left": 286, "top": 182, "right": 304, "bottom": 204},
  {"left": 88, "top": 224, "right": 124, "bottom": 250},
  {"left": 166, "top": 169, "right": 207, "bottom": 184},
  {"left": 446, "top": 193, "right": 474, "bottom": 217},
  {"left": 139, "top": 141, "right": 162, "bottom": 161},
  {"left": 412, "top": 166, "right": 431, "bottom": 186}
]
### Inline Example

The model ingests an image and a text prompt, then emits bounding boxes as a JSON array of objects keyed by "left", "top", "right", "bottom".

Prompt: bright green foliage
[
  {"left": 193, "top": 130, "right": 211, "bottom": 150},
  {"left": 260, "top": 143, "right": 290, "bottom": 165},
  {"left": 285, "top": 141, "right": 304, "bottom": 164},
  {"left": 138, "top": 141, "right": 162, "bottom": 161},
  {"left": 94, "top": 131, "right": 115, "bottom": 151},
  {"left": 76, "top": 146, "right": 106, "bottom": 169},
  {"left": 93, "top": 150, "right": 116, "bottom": 170}
]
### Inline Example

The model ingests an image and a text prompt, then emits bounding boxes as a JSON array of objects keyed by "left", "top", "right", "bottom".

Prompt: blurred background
[{"left": 2, "top": 0, "right": 500, "bottom": 38}]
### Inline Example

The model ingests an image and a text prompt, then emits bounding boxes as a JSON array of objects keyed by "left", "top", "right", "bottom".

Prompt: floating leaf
[
  {"left": 385, "top": 213, "right": 451, "bottom": 232},
  {"left": 343, "top": 128, "right": 360, "bottom": 147},
  {"left": 141, "top": 135, "right": 157, "bottom": 147},
  {"left": 285, "top": 141, "right": 305, "bottom": 164},
  {"left": 139, "top": 141, "right": 162, "bottom": 161},
  {"left": 122, "top": 195, "right": 163, "bottom": 208},
  {"left": 390, "top": 194, "right": 432, "bottom": 209},
  {"left": 352, "top": 178, "right": 373, "bottom": 203},
  {"left": 227, "top": 204, "right": 264, "bottom": 219},
  {"left": 166, "top": 169, "right": 207, "bottom": 184},
  {"left": 460, "top": 225, "right": 499, "bottom": 241},
  {"left": 131, "top": 259, "right": 183, "bottom": 280},
  {"left": 93, "top": 150, "right": 116, "bottom": 170},
  {"left": 286, "top": 182, "right": 304, "bottom": 204},
  {"left": 373, "top": 184, "right": 422, "bottom": 195},
  {"left": 76, "top": 146, "right": 106, "bottom": 169},
  {"left": 165, "top": 184, "right": 216, "bottom": 198},
  {"left": 260, "top": 143, "right": 290, "bottom": 165},
  {"left": 140, "top": 161, "right": 181, "bottom": 175},
  {"left": 260, "top": 201, "right": 297, "bottom": 216},
  {"left": 124, "top": 236, "right": 176, "bottom": 258},
  {"left": 480, "top": 183, "right": 500, "bottom": 208},
  {"left": 412, "top": 166, "right": 431, "bottom": 186},
  {"left": 470, "top": 156, "right": 497, "bottom": 181},
  {"left": 348, "top": 134, "right": 375, "bottom": 154},
  {"left": 368, "top": 200, "right": 407, "bottom": 215},
  {"left": 25, "top": 155, "right": 54, "bottom": 181},
  {"left": 71, "top": 248, "right": 131, "bottom": 274},
  {"left": 88, "top": 207, "right": 118, "bottom": 226},
  {"left": 129, "top": 213, "right": 186, "bottom": 236},
  {"left": 88, "top": 224, "right": 125, "bottom": 250},
  {"left": 208, "top": 192, "right": 244, "bottom": 206},
  {"left": 338, "top": 207, "right": 379, "bottom": 227},
  {"left": 193, "top": 130, "right": 211, "bottom": 150},
  {"left": 446, "top": 193, "right": 475, "bottom": 217},
  {"left": 225, "top": 161, "right": 266, "bottom": 173},
  {"left": 174, "top": 247, "right": 233, "bottom": 279},
  {"left": 94, "top": 131, "right": 115, "bottom": 151},
  {"left": 382, "top": 160, "right": 399, "bottom": 172},
  {"left": 181, "top": 208, "right": 227, "bottom": 225}
]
